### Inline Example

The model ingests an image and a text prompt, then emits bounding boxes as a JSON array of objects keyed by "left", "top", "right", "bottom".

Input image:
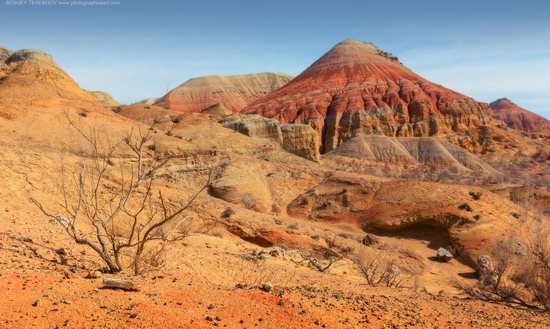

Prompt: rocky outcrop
[
  {"left": 490, "top": 98, "right": 550, "bottom": 135},
  {"left": 220, "top": 114, "right": 321, "bottom": 161},
  {"left": 244, "top": 40, "right": 496, "bottom": 153},
  {"left": 5, "top": 49, "right": 57, "bottom": 66},
  {"left": 133, "top": 97, "right": 158, "bottom": 106},
  {"left": 0, "top": 47, "right": 13, "bottom": 64},
  {"left": 155, "top": 72, "right": 293, "bottom": 113},
  {"left": 221, "top": 114, "right": 283, "bottom": 145},
  {"left": 88, "top": 91, "right": 119, "bottom": 107},
  {"left": 201, "top": 103, "right": 232, "bottom": 116},
  {"left": 281, "top": 124, "right": 320, "bottom": 162},
  {"left": 287, "top": 173, "right": 522, "bottom": 264},
  {"left": 210, "top": 164, "right": 273, "bottom": 213}
]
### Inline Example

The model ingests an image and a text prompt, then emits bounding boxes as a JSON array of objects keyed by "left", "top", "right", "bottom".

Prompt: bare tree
[
  {"left": 456, "top": 222, "right": 550, "bottom": 311},
  {"left": 32, "top": 120, "right": 211, "bottom": 275}
]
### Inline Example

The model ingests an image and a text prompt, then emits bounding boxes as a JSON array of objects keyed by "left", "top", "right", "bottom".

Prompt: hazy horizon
[{"left": 1, "top": 0, "right": 549, "bottom": 118}]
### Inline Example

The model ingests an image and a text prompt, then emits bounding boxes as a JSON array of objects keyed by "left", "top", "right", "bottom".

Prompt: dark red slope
[{"left": 243, "top": 40, "right": 495, "bottom": 152}]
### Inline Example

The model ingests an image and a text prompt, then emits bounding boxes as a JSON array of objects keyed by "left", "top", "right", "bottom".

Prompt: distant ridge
[{"left": 154, "top": 72, "right": 293, "bottom": 113}]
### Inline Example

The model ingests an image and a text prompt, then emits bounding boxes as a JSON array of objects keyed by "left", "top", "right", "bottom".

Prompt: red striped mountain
[
  {"left": 155, "top": 73, "right": 293, "bottom": 113},
  {"left": 489, "top": 98, "right": 550, "bottom": 135},
  {"left": 243, "top": 40, "right": 496, "bottom": 153}
]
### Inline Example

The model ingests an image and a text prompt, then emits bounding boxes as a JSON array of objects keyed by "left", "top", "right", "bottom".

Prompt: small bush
[
  {"left": 458, "top": 203, "right": 473, "bottom": 212},
  {"left": 221, "top": 207, "right": 235, "bottom": 220},
  {"left": 469, "top": 191, "right": 482, "bottom": 200},
  {"left": 287, "top": 223, "right": 299, "bottom": 230}
]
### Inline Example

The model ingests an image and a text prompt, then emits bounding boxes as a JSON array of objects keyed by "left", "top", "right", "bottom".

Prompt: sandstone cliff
[{"left": 220, "top": 114, "right": 321, "bottom": 161}]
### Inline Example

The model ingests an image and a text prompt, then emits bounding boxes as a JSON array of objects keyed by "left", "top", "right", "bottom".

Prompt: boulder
[
  {"left": 436, "top": 247, "right": 453, "bottom": 262},
  {"left": 101, "top": 278, "right": 140, "bottom": 291},
  {"left": 361, "top": 234, "right": 380, "bottom": 246},
  {"left": 210, "top": 164, "right": 273, "bottom": 213}
]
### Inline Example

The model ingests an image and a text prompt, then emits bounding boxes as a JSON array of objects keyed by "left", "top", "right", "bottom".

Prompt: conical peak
[
  {"left": 298, "top": 39, "right": 413, "bottom": 82},
  {"left": 331, "top": 39, "right": 380, "bottom": 52},
  {"left": 493, "top": 97, "right": 512, "bottom": 104},
  {"left": 490, "top": 98, "right": 516, "bottom": 108}
]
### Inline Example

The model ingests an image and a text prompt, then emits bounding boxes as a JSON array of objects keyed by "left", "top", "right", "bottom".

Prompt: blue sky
[{"left": 1, "top": 0, "right": 549, "bottom": 118}]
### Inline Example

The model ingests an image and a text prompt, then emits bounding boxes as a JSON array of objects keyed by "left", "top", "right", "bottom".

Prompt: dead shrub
[
  {"left": 296, "top": 247, "right": 343, "bottom": 273},
  {"left": 354, "top": 249, "right": 411, "bottom": 288},
  {"left": 457, "top": 220, "right": 550, "bottom": 311},
  {"left": 227, "top": 257, "right": 297, "bottom": 291}
]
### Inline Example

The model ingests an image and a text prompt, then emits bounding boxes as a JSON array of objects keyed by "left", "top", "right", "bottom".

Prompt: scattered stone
[
  {"left": 361, "top": 234, "right": 379, "bottom": 246},
  {"left": 56, "top": 248, "right": 71, "bottom": 256},
  {"left": 260, "top": 282, "right": 273, "bottom": 293},
  {"left": 207, "top": 303, "right": 215, "bottom": 310},
  {"left": 205, "top": 315, "right": 213, "bottom": 321},
  {"left": 32, "top": 300, "right": 41, "bottom": 307},
  {"left": 129, "top": 313, "right": 138, "bottom": 319},
  {"left": 436, "top": 248, "right": 453, "bottom": 262},
  {"left": 269, "top": 248, "right": 281, "bottom": 257},
  {"left": 85, "top": 270, "right": 102, "bottom": 279},
  {"left": 101, "top": 278, "right": 140, "bottom": 291}
]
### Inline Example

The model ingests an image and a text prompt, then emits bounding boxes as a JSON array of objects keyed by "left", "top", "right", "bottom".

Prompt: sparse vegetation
[
  {"left": 353, "top": 249, "right": 410, "bottom": 288},
  {"left": 469, "top": 191, "right": 482, "bottom": 200},
  {"left": 457, "top": 220, "right": 550, "bottom": 311},
  {"left": 32, "top": 119, "right": 211, "bottom": 275},
  {"left": 458, "top": 203, "right": 473, "bottom": 212},
  {"left": 221, "top": 207, "right": 235, "bottom": 220},
  {"left": 296, "top": 248, "right": 343, "bottom": 273}
]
